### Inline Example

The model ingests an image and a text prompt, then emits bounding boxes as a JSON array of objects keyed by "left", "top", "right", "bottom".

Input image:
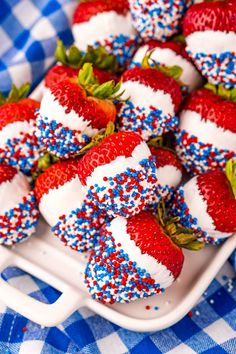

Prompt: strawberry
[
  {"left": 34, "top": 158, "right": 109, "bottom": 252},
  {"left": 0, "top": 84, "right": 41, "bottom": 175},
  {"left": 37, "top": 63, "right": 121, "bottom": 158},
  {"left": 72, "top": 0, "right": 139, "bottom": 66},
  {"left": 117, "top": 65, "right": 182, "bottom": 141},
  {"left": 150, "top": 145, "right": 183, "bottom": 201},
  {"left": 183, "top": 0, "right": 236, "bottom": 88},
  {"left": 77, "top": 131, "right": 157, "bottom": 218},
  {"left": 0, "top": 163, "right": 39, "bottom": 245},
  {"left": 129, "top": 0, "right": 191, "bottom": 42},
  {"left": 45, "top": 41, "right": 119, "bottom": 90},
  {"left": 170, "top": 160, "right": 236, "bottom": 244},
  {"left": 85, "top": 208, "right": 202, "bottom": 303},
  {"left": 131, "top": 39, "right": 203, "bottom": 92},
  {"left": 175, "top": 85, "right": 236, "bottom": 175}
]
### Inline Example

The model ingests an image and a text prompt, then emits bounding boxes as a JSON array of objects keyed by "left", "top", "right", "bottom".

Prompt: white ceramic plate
[{"left": 0, "top": 83, "right": 235, "bottom": 332}]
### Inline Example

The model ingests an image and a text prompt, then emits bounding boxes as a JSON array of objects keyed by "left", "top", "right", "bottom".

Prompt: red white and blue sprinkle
[
  {"left": 94, "top": 34, "right": 140, "bottom": 66},
  {"left": 117, "top": 100, "right": 179, "bottom": 141},
  {"left": 52, "top": 201, "right": 111, "bottom": 252},
  {"left": 186, "top": 50, "right": 236, "bottom": 89},
  {"left": 0, "top": 127, "right": 41, "bottom": 176},
  {"left": 175, "top": 129, "right": 236, "bottom": 175},
  {"left": 85, "top": 223, "right": 163, "bottom": 304},
  {"left": 0, "top": 191, "right": 39, "bottom": 246},
  {"left": 36, "top": 115, "right": 90, "bottom": 158},
  {"left": 129, "top": 0, "right": 189, "bottom": 41},
  {"left": 86, "top": 156, "right": 157, "bottom": 218}
]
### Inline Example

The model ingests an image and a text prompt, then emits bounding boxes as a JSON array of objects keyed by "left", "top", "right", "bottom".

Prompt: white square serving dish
[{"left": 0, "top": 83, "right": 235, "bottom": 332}]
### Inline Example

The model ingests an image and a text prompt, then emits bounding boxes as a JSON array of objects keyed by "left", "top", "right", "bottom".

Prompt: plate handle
[{"left": 0, "top": 247, "right": 83, "bottom": 326}]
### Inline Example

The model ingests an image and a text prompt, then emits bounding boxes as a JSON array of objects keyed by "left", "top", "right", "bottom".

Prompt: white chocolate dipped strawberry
[
  {"left": 170, "top": 160, "right": 236, "bottom": 244},
  {"left": 34, "top": 158, "right": 109, "bottom": 252},
  {"left": 183, "top": 0, "right": 236, "bottom": 88},
  {"left": 0, "top": 84, "right": 41, "bottom": 175},
  {"left": 117, "top": 64, "right": 182, "bottom": 141},
  {"left": 85, "top": 207, "right": 203, "bottom": 303}
]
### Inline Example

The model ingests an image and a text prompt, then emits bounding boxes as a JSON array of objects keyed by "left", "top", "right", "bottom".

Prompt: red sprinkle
[
  {"left": 22, "top": 327, "right": 27, "bottom": 332},
  {"left": 145, "top": 305, "right": 151, "bottom": 310}
]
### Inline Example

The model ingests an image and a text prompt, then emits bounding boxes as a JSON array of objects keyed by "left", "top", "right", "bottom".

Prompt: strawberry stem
[
  {"left": 225, "top": 159, "right": 236, "bottom": 198},
  {"left": 204, "top": 83, "right": 236, "bottom": 102},
  {"left": 172, "top": 33, "right": 186, "bottom": 45},
  {"left": 32, "top": 153, "right": 60, "bottom": 181},
  {"left": 147, "top": 136, "right": 163, "bottom": 148},
  {"left": 55, "top": 39, "right": 121, "bottom": 73},
  {"left": 0, "top": 83, "right": 30, "bottom": 106},
  {"left": 157, "top": 200, "right": 204, "bottom": 251},
  {"left": 141, "top": 50, "right": 183, "bottom": 83},
  {"left": 77, "top": 121, "right": 115, "bottom": 156}
]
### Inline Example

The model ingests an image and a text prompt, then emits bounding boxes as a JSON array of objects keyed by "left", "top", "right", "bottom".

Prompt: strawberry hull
[
  {"left": 170, "top": 176, "right": 234, "bottom": 244},
  {"left": 129, "top": 0, "right": 189, "bottom": 42},
  {"left": 131, "top": 42, "right": 203, "bottom": 93},
  {"left": 85, "top": 217, "right": 174, "bottom": 304}
]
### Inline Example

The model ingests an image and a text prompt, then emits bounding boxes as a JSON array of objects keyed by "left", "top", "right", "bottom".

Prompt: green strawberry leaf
[
  {"left": 225, "top": 159, "right": 236, "bottom": 198},
  {"left": 230, "top": 88, "right": 236, "bottom": 102},
  {"left": 172, "top": 33, "right": 186, "bottom": 45},
  {"left": 157, "top": 200, "right": 204, "bottom": 251},
  {"left": 204, "top": 83, "right": 217, "bottom": 94},
  {"left": 205, "top": 83, "right": 236, "bottom": 103},
  {"left": 78, "top": 63, "right": 98, "bottom": 87},
  {"left": 18, "top": 83, "right": 31, "bottom": 99},
  {"left": 78, "top": 63, "right": 126, "bottom": 101},
  {"left": 67, "top": 45, "right": 83, "bottom": 66},
  {"left": 55, "top": 39, "right": 68, "bottom": 66},
  {"left": 55, "top": 39, "right": 121, "bottom": 73},
  {"left": 181, "top": 241, "right": 205, "bottom": 251},
  {"left": 218, "top": 85, "right": 231, "bottom": 100}
]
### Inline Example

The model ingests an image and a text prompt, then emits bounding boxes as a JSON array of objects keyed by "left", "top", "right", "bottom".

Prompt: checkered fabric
[
  {"left": 0, "top": 0, "right": 77, "bottom": 95},
  {"left": 0, "top": 265, "right": 235, "bottom": 354}
]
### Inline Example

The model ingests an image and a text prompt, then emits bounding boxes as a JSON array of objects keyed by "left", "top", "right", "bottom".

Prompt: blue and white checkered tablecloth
[
  {"left": 0, "top": 265, "right": 235, "bottom": 354},
  {"left": 0, "top": 1, "right": 235, "bottom": 353}
]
